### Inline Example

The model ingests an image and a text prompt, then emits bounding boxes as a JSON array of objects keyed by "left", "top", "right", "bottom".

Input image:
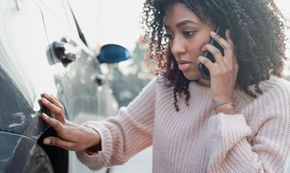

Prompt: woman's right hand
[{"left": 41, "top": 93, "right": 101, "bottom": 152}]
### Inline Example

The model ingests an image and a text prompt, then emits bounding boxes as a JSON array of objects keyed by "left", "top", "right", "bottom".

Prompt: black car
[{"left": 0, "top": 0, "right": 129, "bottom": 172}]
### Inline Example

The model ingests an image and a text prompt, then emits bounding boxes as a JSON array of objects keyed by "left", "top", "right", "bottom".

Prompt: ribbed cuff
[
  {"left": 207, "top": 113, "right": 252, "bottom": 160},
  {"left": 208, "top": 113, "right": 252, "bottom": 139},
  {"left": 75, "top": 121, "right": 113, "bottom": 170}
]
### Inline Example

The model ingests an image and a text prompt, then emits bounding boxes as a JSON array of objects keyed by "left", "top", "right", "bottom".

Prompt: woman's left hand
[{"left": 198, "top": 30, "right": 238, "bottom": 114}]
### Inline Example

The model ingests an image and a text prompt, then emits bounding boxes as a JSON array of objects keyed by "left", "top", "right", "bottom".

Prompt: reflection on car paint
[{"left": 0, "top": 131, "right": 53, "bottom": 173}]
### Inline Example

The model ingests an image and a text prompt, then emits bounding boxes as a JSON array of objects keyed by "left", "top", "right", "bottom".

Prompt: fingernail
[
  {"left": 42, "top": 113, "right": 47, "bottom": 118},
  {"left": 210, "top": 31, "right": 216, "bottom": 36},
  {"left": 44, "top": 138, "right": 50, "bottom": 144},
  {"left": 197, "top": 56, "right": 203, "bottom": 61},
  {"left": 42, "top": 98, "right": 48, "bottom": 104}
]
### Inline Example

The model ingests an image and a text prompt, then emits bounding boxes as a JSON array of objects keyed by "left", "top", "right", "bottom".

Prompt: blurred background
[
  {"left": 67, "top": 1, "right": 153, "bottom": 172},
  {"left": 67, "top": 0, "right": 290, "bottom": 172}
]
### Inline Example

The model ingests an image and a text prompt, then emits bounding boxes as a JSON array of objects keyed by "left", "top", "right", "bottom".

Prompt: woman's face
[{"left": 165, "top": 2, "right": 214, "bottom": 80}]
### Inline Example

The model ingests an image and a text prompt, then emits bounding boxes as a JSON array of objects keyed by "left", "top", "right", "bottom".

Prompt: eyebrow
[
  {"left": 165, "top": 19, "right": 200, "bottom": 29},
  {"left": 176, "top": 20, "right": 199, "bottom": 28}
]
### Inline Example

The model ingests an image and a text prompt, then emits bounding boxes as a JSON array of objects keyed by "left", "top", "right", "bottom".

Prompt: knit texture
[{"left": 76, "top": 75, "right": 290, "bottom": 173}]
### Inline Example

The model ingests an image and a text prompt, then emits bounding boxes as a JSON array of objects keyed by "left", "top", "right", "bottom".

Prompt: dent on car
[{"left": 0, "top": 131, "right": 53, "bottom": 173}]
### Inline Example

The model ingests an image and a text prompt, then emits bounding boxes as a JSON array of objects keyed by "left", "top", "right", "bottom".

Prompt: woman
[{"left": 41, "top": 0, "right": 290, "bottom": 172}]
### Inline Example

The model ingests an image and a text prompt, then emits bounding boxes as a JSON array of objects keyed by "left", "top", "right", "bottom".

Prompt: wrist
[
  {"left": 85, "top": 128, "right": 102, "bottom": 154},
  {"left": 213, "top": 100, "right": 236, "bottom": 115}
]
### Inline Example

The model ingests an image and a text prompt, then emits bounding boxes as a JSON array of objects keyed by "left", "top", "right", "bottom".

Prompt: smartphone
[{"left": 198, "top": 26, "right": 226, "bottom": 78}]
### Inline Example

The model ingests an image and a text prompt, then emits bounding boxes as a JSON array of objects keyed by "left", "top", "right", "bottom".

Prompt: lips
[
  {"left": 177, "top": 60, "right": 192, "bottom": 71},
  {"left": 178, "top": 63, "right": 191, "bottom": 71}
]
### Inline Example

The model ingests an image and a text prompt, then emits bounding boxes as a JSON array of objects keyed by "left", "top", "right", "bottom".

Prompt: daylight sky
[
  {"left": 69, "top": 0, "right": 144, "bottom": 51},
  {"left": 70, "top": 0, "right": 289, "bottom": 52}
]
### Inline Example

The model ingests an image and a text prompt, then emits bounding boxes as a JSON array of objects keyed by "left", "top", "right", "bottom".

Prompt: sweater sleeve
[
  {"left": 75, "top": 77, "right": 157, "bottom": 170},
  {"left": 207, "top": 111, "right": 290, "bottom": 173}
]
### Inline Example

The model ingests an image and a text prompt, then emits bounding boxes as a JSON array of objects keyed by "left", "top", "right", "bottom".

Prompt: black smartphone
[{"left": 198, "top": 26, "right": 226, "bottom": 78}]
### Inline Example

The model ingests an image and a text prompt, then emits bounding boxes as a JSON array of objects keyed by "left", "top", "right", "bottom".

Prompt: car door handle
[
  {"left": 94, "top": 74, "right": 105, "bottom": 86},
  {"left": 52, "top": 41, "right": 78, "bottom": 66}
]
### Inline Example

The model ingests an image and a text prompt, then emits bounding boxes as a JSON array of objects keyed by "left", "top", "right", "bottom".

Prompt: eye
[{"left": 183, "top": 30, "right": 196, "bottom": 38}]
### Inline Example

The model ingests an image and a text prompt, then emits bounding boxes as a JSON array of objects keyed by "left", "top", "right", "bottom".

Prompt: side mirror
[{"left": 97, "top": 44, "right": 130, "bottom": 64}]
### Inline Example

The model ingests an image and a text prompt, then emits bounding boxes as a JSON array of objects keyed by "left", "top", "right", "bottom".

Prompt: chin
[{"left": 183, "top": 72, "right": 202, "bottom": 81}]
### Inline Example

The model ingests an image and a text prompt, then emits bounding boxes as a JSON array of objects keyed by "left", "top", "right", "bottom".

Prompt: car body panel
[
  {"left": 0, "top": 131, "right": 53, "bottom": 173},
  {"left": 0, "top": 0, "right": 52, "bottom": 139},
  {"left": 0, "top": 0, "right": 121, "bottom": 172},
  {"left": 35, "top": 0, "right": 118, "bottom": 121}
]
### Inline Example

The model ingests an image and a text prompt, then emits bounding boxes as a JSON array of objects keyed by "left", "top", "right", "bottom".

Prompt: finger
[
  {"left": 42, "top": 113, "right": 63, "bottom": 132},
  {"left": 210, "top": 30, "right": 236, "bottom": 59},
  {"left": 42, "top": 98, "right": 65, "bottom": 123},
  {"left": 221, "top": 30, "right": 238, "bottom": 68},
  {"left": 224, "top": 30, "right": 236, "bottom": 63},
  {"left": 202, "top": 44, "right": 223, "bottom": 64},
  {"left": 198, "top": 56, "right": 215, "bottom": 72},
  {"left": 210, "top": 31, "right": 230, "bottom": 50},
  {"left": 41, "top": 93, "right": 64, "bottom": 111},
  {"left": 43, "top": 136, "right": 75, "bottom": 150},
  {"left": 225, "top": 30, "right": 234, "bottom": 47}
]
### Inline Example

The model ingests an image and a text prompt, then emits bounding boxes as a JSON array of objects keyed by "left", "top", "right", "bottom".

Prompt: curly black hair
[{"left": 142, "top": 0, "right": 287, "bottom": 111}]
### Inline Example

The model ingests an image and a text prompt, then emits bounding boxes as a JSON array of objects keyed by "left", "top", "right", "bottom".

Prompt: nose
[{"left": 170, "top": 36, "right": 186, "bottom": 55}]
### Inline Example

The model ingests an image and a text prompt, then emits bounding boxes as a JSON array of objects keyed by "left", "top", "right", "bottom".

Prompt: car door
[
  {"left": 0, "top": 0, "right": 121, "bottom": 172},
  {"left": 0, "top": 0, "right": 65, "bottom": 172},
  {"left": 33, "top": 0, "right": 118, "bottom": 172},
  {"left": 34, "top": 0, "right": 119, "bottom": 122}
]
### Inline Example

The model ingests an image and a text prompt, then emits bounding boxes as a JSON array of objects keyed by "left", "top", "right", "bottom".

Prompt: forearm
[
  {"left": 76, "top": 108, "right": 153, "bottom": 169},
  {"left": 207, "top": 113, "right": 290, "bottom": 172},
  {"left": 84, "top": 129, "right": 102, "bottom": 155}
]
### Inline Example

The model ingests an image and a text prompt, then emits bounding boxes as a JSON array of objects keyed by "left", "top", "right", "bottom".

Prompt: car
[{"left": 0, "top": 0, "right": 130, "bottom": 172}]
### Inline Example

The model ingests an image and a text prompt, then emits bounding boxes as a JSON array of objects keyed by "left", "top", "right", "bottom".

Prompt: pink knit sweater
[{"left": 76, "top": 75, "right": 290, "bottom": 173}]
